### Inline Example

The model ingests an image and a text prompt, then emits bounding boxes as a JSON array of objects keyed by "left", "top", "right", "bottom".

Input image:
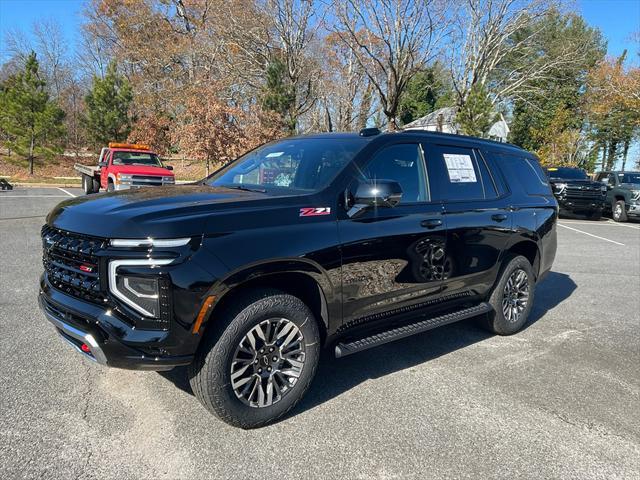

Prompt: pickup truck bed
[{"left": 74, "top": 164, "right": 100, "bottom": 177}]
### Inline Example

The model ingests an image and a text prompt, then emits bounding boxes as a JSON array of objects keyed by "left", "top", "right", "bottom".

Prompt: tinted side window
[
  {"left": 498, "top": 154, "right": 551, "bottom": 195},
  {"left": 362, "top": 143, "right": 428, "bottom": 203},
  {"left": 427, "top": 145, "right": 495, "bottom": 201}
]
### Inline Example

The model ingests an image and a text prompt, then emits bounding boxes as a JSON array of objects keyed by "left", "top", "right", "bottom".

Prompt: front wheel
[
  {"left": 612, "top": 200, "right": 628, "bottom": 222},
  {"left": 188, "top": 289, "right": 320, "bottom": 429},
  {"left": 483, "top": 255, "right": 535, "bottom": 335}
]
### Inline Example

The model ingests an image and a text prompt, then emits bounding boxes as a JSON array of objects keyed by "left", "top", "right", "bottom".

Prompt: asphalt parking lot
[{"left": 1, "top": 187, "right": 639, "bottom": 479}]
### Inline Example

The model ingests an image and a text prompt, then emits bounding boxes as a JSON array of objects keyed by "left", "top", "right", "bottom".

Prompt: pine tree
[
  {"left": 398, "top": 65, "right": 454, "bottom": 126},
  {"left": 261, "top": 57, "right": 296, "bottom": 133},
  {"left": 456, "top": 84, "right": 494, "bottom": 137},
  {"left": 0, "top": 52, "right": 65, "bottom": 174},
  {"left": 84, "top": 62, "right": 133, "bottom": 146}
]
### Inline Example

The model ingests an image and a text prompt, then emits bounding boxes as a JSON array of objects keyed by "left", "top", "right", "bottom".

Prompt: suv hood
[{"left": 46, "top": 185, "right": 276, "bottom": 238}]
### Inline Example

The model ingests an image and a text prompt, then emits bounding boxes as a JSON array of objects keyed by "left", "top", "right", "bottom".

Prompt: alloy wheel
[
  {"left": 501, "top": 269, "right": 529, "bottom": 323},
  {"left": 230, "top": 318, "right": 306, "bottom": 408}
]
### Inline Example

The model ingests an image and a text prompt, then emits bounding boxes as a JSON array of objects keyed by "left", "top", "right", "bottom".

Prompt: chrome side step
[{"left": 334, "top": 302, "right": 492, "bottom": 358}]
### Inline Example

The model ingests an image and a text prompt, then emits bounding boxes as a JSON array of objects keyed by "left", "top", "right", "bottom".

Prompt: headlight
[
  {"left": 162, "top": 176, "right": 175, "bottom": 183},
  {"left": 116, "top": 173, "right": 133, "bottom": 183},
  {"left": 108, "top": 258, "right": 173, "bottom": 318},
  {"left": 631, "top": 190, "right": 640, "bottom": 201}
]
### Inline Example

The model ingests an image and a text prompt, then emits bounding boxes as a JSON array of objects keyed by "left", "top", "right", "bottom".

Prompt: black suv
[
  {"left": 594, "top": 171, "right": 640, "bottom": 222},
  {"left": 39, "top": 130, "right": 557, "bottom": 428},
  {"left": 545, "top": 167, "right": 606, "bottom": 219}
]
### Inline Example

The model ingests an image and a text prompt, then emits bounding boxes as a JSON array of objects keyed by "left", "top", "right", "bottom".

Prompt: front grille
[
  {"left": 41, "top": 225, "right": 108, "bottom": 304},
  {"left": 565, "top": 186, "right": 603, "bottom": 200},
  {"left": 132, "top": 175, "right": 164, "bottom": 186}
]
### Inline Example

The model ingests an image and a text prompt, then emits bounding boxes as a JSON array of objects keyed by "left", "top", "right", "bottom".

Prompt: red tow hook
[{"left": 80, "top": 343, "right": 91, "bottom": 353}]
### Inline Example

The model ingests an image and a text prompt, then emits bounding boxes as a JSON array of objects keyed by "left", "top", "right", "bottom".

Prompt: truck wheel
[
  {"left": 188, "top": 289, "right": 320, "bottom": 429},
  {"left": 107, "top": 180, "right": 115, "bottom": 192},
  {"left": 92, "top": 178, "right": 100, "bottom": 193},
  {"left": 82, "top": 175, "right": 94, "bottom": 194},
  {"left": 483, "top": 255, "right": 535, "bottom": 335},
  {"left": 612, "top": 200, "right": 628, "bottom": 222}
]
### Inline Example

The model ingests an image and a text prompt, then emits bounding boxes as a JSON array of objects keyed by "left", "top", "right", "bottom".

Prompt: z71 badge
[{"left": 299, "top": 207, "right": 331, "bottom": 217}]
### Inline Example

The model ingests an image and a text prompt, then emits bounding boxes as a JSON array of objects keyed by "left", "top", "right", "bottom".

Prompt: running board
[{"left": 334, "top": 302, "right": 492, "bottom": 358}]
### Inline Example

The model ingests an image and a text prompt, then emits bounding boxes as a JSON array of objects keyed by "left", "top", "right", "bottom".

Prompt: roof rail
[{"left": 359, "top": 127, "right": 381, "bottom": 137}]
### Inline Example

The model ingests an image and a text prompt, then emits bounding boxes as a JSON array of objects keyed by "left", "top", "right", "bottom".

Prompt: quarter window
[
  {"left": 498, "top": 154, "right": 550, "bottom": 195},
  {"left": 362, "top": 144, "right": 429, "bottom": 203}
]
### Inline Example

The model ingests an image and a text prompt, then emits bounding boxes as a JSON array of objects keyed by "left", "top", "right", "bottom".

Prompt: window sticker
[
  {"left": 265, "top": 151, "right": 284, "bottom": 158},
  {"left": 443, "top": 153, "right": 477, "bottom": 183}
]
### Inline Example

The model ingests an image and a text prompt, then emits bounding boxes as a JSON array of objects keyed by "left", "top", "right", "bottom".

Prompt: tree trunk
[
  {"left": 606, "top": 140, "right": 618, "bottom": 171},
  {"left": 621, "top": 138, "right": 630, "bottom": 171},
  {"left": 28, "top": 134, "right": 35, "bottom": 175}
]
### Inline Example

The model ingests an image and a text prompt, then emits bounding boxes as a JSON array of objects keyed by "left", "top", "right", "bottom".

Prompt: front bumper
[
  {"left": 39, "top": 276, "right": 194, "bottom": 370},
  {"left": 114, "top": 181, "right": 174, "bottom": 191},
  {"left": 556, "top": 197, "right": 605, "bottom": 213},
  {"left": 627, "top": 202, "right": 640, "bottom": 217}
]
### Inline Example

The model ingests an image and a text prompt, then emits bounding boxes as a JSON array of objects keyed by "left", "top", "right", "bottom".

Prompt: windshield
[
  {"left": 619, "top": 173, "right": 640, "bottom": 185},
  {"left": 546, "top": 167, "right": 588, "bottom": 180},
  {"left": 207, "top": 137, "right": 366, "bottom": 194},
  {"left": 112, "top": 151, "right": 162, "bottom": 167}
]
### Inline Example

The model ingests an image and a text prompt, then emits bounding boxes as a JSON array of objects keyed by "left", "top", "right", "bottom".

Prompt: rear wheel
[
  {"left": 612, "top": 200, "right": 628, "bottom": 222},
  {"left": 82, "top": 174, "right": 94, "bottom": 194},
  {"left": 188, "top": 289, "right": 320, "bottom": 429},
  {"left": 483, "top": 255, "right": 535, "bottom": 335}
]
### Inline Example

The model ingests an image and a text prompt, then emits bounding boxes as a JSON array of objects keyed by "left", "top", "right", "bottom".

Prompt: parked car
[
  {"left": 75, "top": 143, "right": 175, "bottom": 194},
  {"left": 594, "top": 171, "right": 640, "bottom": 222},
  {"left": 39, "top": 129, "right": 557, "bottom": 428},
  {"left": 544, "top": 166, "right": 606, "bottom": 219}
]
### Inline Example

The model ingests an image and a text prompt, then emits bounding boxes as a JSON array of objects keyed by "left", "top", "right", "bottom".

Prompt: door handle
[
  {"left": 421, "top": 218, "right": 443, "bottom": 229},
  {"left": 491, "top": 213, "right": 508, "bottom": 222}
]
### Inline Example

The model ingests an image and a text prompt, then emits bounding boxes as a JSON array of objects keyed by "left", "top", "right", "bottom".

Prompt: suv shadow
[{"left": 159, "top": 271, "right": 577, "bottom": 420}]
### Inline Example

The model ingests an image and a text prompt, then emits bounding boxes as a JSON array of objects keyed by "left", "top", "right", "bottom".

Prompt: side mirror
[
  {"left": 348, "top": 179, "right": 403, "bottom": 217},
  {"left": 165, "top": 165, "right": 174, "bottom": 171},
  {"left": 98, "top": 162, "right": 107, "bottom": 167}
]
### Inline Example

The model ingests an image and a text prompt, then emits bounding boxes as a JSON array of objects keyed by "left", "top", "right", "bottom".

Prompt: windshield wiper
[{"left": 219, "top": 185, "right": 267, "bottom": 193}]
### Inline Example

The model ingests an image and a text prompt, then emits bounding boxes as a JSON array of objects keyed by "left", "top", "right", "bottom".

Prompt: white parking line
[
  {"left": 560, "top": 220, "right": 640, "bottom": 230},
  {"left": 558, "top": 224, "right": 625, "bottom": 246},
  {"left": 57, "top": 187, "right": 77, "bottom": 197},
  {"left": 0, "top": 195, "right": 70, "bottom": 198}
]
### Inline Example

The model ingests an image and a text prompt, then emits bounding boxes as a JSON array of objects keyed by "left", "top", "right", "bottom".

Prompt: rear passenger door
[{"left": 422, "top": 142, "right": 512, "bottom": 301}]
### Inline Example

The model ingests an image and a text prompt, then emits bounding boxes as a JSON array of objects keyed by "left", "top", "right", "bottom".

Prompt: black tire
[
  {"left": 107, "top": 180, "right": 115, "bottom": 192},
  {"left": 82, "top": 174, "right": 94, "bottom": 194},
  {"left": 92, "top": 177, "right": 100, "bottom": 193},
  {"left": 612, "top": 200, "right": 628, "bottom": 222},
  {"left": 483, "top": 255, "right": 536, "bottom": 335},
  {"left": 188, "top": 289, "right": 321, "bottom": 429}
]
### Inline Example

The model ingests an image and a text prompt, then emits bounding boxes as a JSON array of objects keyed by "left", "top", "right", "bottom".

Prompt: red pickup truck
[{"left": 75, "top": 143, "right": 175, "bottom": 194}]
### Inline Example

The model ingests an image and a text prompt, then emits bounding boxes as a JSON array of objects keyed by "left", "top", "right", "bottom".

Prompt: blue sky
[{"left": 1, "top": 0, "right": 638, "bottom": 62}]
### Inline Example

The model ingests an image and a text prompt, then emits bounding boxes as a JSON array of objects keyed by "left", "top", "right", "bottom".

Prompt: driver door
[{"left": 337, "top": 142, "right": 447, "bottom": 326}]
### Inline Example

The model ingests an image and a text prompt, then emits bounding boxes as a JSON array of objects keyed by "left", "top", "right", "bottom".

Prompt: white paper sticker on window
[
  {"left": 265, "top": 151, "right": 284, "bottom": 158},
  {"left": 443, "top": 154, "right": 477, "bottom": 183}
]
